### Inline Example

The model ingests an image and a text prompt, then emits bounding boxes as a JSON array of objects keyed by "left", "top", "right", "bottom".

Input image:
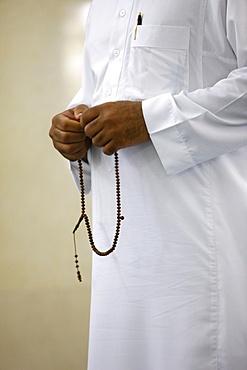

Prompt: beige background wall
[{"left": 0, "top": 1, "right": 92, "bottom": 369}]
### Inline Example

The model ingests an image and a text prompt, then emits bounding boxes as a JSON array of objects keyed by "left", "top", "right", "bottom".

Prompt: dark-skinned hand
[
  {"left": 79, "top": 100, "right": 150, "bottom": 155},
  {"left": 49, "top": 104, "right": 91, "bottom": 161},
  {"left": 50, "top": 101, "right": 150, "bottom": 160}
]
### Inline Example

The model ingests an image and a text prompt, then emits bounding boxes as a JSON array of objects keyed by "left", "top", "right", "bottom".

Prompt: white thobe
[{"left": 69, "top": 0, "right": 247, "bottom": 369}]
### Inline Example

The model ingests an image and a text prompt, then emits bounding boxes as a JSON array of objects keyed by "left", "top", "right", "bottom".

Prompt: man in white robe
[{"left": 50, "top": 0, "right": 247, "bottom": 369}]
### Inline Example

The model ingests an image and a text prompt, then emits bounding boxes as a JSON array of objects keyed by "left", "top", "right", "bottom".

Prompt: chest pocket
[{"left": 125, "top": 25, "right": 190, "bottom": 100}]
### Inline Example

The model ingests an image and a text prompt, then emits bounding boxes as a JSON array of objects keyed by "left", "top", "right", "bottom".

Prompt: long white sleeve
[{"left": 142, "top": 0, "right": 247, "bottom": 175}]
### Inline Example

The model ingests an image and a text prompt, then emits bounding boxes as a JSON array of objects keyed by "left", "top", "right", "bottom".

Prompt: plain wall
[{"left": 0, "top": 1, "right": 92, "bottom": 369}]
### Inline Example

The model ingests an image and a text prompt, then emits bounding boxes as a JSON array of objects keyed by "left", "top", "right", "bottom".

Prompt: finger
[
  {"left": 62, "top": 108, "right": 77, "bottom": 120},
  {"left": 61, "top": 148, "right": 88, "bottom": 161},
  {"left": 91, "top": 128, "right": 112, "bottom": 148},
  {"left": 52, "top": 129, "right": 87, "bottom": 144},
  {"left": 52, "top": 114, "right": 84, "bottom": 133},
  {"left": 102, "top": 140, "right": 118, "bottom": 156},
  {"left": 74, "top": 104, "right": 89, "bottom": 120},
  {"left": 52, "top": 140, "right": 88, "bottom": 161},
  {"left": 80, "top": 105, "right": 100, "bottom": 129},
  {"left": 84, "top": 117, "right": 105, "bottom": 139}
]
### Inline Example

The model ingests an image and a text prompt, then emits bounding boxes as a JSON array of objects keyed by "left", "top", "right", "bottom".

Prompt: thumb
[{"left": 74, "top": 104, "right": 89, "bottom": 120}]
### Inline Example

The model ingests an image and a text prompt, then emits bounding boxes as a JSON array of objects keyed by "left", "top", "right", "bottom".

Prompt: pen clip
[{"left": 134, "top": 12, "right": 142, "bottom": 40}]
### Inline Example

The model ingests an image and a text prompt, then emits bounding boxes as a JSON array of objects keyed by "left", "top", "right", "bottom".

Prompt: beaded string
[{"left": 72, "top": 152, "right": 124, "bottom": 282}]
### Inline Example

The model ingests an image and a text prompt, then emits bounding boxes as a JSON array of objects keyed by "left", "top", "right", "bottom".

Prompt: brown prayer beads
[{"left": 72, "top": 152, "right": 124, "bottom": 282}]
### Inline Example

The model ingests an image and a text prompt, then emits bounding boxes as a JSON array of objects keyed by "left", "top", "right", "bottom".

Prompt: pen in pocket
[{"left": 134, "top": 12, "right": 142, "bottom": 40}]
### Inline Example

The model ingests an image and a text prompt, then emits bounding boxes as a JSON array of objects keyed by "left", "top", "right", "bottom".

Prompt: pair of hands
[{"left": 49, "top": 101, "right": 150, "bottom": 161}]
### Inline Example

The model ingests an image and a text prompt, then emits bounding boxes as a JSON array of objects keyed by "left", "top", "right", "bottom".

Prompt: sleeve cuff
[{"left": 142, "top": 93, "right": 196, "bottom": 175}]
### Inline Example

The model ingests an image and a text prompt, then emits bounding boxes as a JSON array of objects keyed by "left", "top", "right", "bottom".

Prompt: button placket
[{"left": 103, "top": 3, "right": 133, "bottom": 100}]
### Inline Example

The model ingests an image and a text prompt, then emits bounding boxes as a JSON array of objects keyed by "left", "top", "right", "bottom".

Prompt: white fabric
[{"left": 69, "top": 1, "right": 247, "bottom": 369}]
